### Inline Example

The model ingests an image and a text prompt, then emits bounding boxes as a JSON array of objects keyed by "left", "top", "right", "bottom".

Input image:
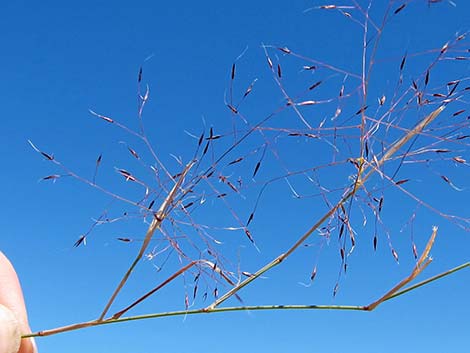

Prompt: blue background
[{"left": 1, "top": 1, "right": 469, "bottom": 352}]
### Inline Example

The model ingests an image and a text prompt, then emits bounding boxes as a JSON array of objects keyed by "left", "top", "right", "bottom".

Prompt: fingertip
[
  {"left": 0, "top": 304, "right": 21, "bottom": 353},
  {"left": 0, "top": 253, "right": 37, "bottom": 353},
  {"left": 0, "top": 252, "right": 29, "bottom": 328},
  {"left": 18, "top": 336, "right": 37, "bottom": 353},
  {"left": 31, "top": 338, "right": 38, "bottom": 353}
]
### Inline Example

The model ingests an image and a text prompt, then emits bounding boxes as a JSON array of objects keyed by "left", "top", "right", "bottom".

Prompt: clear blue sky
[{"left": 1, "top": 1, "right": 470, "bottom": 352}]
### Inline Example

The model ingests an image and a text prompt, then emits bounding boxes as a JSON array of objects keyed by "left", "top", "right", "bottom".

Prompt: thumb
[{"left": 0, "top": 304, "right": 21, "bottom": 353}]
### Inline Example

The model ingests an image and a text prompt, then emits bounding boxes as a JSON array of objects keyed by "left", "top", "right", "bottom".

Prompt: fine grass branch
[
  {"left": 24, "top": 229, "right": 469, "bottom": 338},
  {"left": 204, "top": 105, "right": 446, "bottom": 311},
  {"left": 26, "top": 0, "right": 470, "bottom": 343},
  {"left": 98, "top": 161, "right": 195, "bottom": 321}
]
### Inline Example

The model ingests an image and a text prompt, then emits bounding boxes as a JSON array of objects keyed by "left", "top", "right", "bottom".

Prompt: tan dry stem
[{"left": 365, "top": 226, "right": 437, "bottom": 311}]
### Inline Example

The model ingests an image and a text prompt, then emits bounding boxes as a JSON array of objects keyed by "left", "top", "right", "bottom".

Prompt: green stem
[
  {"left": 24, "top": 304, "right": 366, "bottom": 338},
  {"left": 23, "top": 259, "right": 468, "bottom": 339},
  {"left": 384, "top": 262, "right": 470, "bottom": 302}
]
